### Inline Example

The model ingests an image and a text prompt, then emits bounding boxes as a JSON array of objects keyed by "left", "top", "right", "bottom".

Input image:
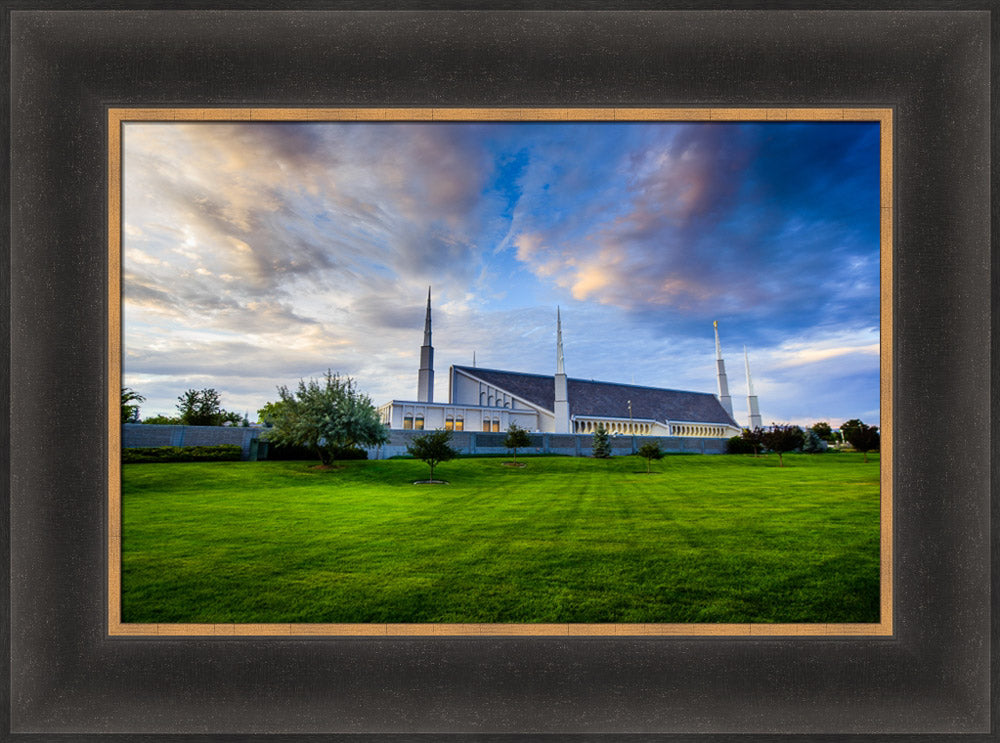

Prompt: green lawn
[{"left": 121, "top": 453, "right": 881, "bottom": 624}]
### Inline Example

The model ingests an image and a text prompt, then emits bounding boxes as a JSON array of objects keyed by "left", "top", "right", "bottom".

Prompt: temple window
[
  {"left": 455, "top": 417, "right": 464, "bottom": 431},
  {"left": 403, "top": 415, "right": 413, "bottom": 430},
  {"left": 445, "top": 416, "right": 454, "bottom": 431},
  {"left": 414, "top": 415, "right": 424, "bottom": 430}
]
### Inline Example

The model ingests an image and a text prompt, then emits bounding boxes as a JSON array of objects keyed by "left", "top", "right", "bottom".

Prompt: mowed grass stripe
[{"left": 121, "top": 453, "right": 880, "bottom": 624}]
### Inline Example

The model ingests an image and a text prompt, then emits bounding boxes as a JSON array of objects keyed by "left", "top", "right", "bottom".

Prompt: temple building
[{"left": 377, "top": 290, "right": 746, "bottom": 438}]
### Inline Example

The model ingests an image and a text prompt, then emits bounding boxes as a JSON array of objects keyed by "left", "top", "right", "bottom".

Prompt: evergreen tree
[{"left": 592, "top": 424, "right": 612, "bottom": 458}]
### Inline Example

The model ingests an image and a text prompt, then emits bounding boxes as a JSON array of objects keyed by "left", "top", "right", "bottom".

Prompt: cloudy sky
[{"left": 122, "top": 120, "right": 881, "bottom": 428}]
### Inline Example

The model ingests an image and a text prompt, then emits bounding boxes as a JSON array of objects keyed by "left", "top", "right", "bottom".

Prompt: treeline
[{"left": 727, "top": 419, "right": 880, "bottom": 464}]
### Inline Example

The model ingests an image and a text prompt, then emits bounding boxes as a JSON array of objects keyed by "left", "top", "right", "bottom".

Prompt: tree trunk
[
  {"left": 429, "top": 463, "right": 434, "bottom": 481},
  {"left": 646, "top": 458, "right": 651, "bottom": 474},
  {"left": 863, "top": 451, "right": 868, "bottom": 463},
  {"left": 778, "top": 452, "right": 784, "bottom": 467},
  {"left": 513, "top": 449, "right": 517, "bottom": 464}
]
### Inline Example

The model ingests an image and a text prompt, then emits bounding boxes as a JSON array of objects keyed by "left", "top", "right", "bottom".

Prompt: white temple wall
[{"left": 378, "top": 401, "right": 539, "bottom": 433}]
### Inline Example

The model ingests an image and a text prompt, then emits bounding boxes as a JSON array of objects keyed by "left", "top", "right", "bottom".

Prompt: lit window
[
  {"left": 415, "top": 416, "right": 424, "bottom": 430},
  {"left": 491, "top": 419, "right": 500, "bottom": 432},
  {"left": 455, "top": 417, "right": 464, "bottom": 431},
  {"left": 403, "top": 416, "right": 413, "bottom": 430},
  {"left": 445, "top": 417, "right": 454, "bottom": 431}
]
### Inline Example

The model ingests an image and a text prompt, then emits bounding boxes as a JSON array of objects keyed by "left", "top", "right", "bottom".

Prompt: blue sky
[{"left": 122, "top": 120, "right": 881, "bottom": 427}]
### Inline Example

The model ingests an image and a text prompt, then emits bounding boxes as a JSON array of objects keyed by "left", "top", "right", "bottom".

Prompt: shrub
[
  {"left": 122, "top": 445, "right": 242, "bottom": 464},
  {"left": 259, "top": 443, "right": 367, "bottom": 461},
  {"left": 726, "top": 435, "right": 756, "bottom": 454}
]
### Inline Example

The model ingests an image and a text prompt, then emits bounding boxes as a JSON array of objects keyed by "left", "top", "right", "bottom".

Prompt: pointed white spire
[
  {"left": 556, "top": 306, "right": 565, "bottom": 375},
  {"left": 417, "top": 287, "right": 434, "bottom": 402},
  {"left": 422, "top": 286, "right": 432, "bottom": 345},
  {"left": 553, "top": 307, "right": 569, "bottom": 433},
  {"left": 472, "top": 350, "right": 476, "bottom": 368},
  {"left": 744, "top": 345, "right": 762, "bottom": 429},
  {"left": 713, "top": 321, "right": 733, "bottom": 418}
]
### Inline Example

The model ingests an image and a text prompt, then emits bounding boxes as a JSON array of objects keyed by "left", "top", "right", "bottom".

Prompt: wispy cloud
[{"left": 122, "top": 120, "right": 881, "bottom": 427}]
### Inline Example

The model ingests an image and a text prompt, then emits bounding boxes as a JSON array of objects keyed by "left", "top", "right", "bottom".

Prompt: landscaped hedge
[
  {"left": 258, "top": 442, "right": 368, "bottom": 461},
  {"left": 122, "top": 445, "right": 243, "bottom": 464}
]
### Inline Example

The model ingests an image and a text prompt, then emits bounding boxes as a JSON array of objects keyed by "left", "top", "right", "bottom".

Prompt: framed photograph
[
  {"left": 7, "top": 4, "right": 994, "bottom": 739},
  {"left": 109, "top": 107, "right": 891, "bottom": 639}
]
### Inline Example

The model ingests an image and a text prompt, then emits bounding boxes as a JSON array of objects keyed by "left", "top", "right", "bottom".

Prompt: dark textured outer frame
[{"left": 5, "top": 4, "right": 994, "bottom": 740}]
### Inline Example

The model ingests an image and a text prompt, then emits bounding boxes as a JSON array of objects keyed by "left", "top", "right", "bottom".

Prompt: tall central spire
[
  {"left": 553, "top": 307, "right": 570, "bottom": 433},
  {"left": 422, "top": 286, "right": 432, "bottom": 345},
  {"left": 417, "top": 286, "right": 434, "bottom": 402},
  {"left": 744, "top": 345, "right": 762, "bottom": 429},
  {"left": 556, "top": 306, "right": 565, "bottom": 375},
  {"left": 713, "top": 321, "right": 734, "bottom": 419}
]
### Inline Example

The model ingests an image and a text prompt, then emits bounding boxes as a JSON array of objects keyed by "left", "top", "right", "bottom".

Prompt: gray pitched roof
[{"left": 452, "top": 366, "right": 738, "bottom": 426}]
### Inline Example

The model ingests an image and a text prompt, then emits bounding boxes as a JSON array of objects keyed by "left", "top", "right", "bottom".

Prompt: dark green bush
[
  {"left": 726, "top": 436, "right": 757, "bottom": 454},
  {"left": 122, "top": 445, "right": 242, "bottom": 463}
]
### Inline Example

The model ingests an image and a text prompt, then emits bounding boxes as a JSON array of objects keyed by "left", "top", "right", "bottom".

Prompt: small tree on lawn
[
  {"left": 845, "top": 422, "right": 880, "bottom": 463},
  {"left": 407, "top": 429, "right": 459, "bottom": 482},
  {"left": 761, "top": 424, "right": 805, "bottom": 467},
  {"left": 741, "top": 426, "right": 765, "bottom": 457},
  {"left": 637, "top": 442, "right": 664, "bottom": 474},
  {"left": 592, "top": 423, "right": 612, "bottom": 458},
  {"left": 503, "top": 423, "right": 531, "bottom": 465},
  {"left": 262, "top": 371, "right": 389, "bottom": 467}
]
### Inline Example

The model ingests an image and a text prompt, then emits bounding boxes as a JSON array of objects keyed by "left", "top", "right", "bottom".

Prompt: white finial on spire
[
  {"left": 473, "top": 350, "right": 476, "bottom": 368},
  {"left": 714, "top": 320, "right": 722, "bottom": 360}
]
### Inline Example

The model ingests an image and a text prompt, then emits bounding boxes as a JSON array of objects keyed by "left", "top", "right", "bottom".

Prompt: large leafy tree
[
  {"left": 406, "top": 429, "right": 459, "bottom": 482},
  {"left": 810, "top": 421, "right": 833, "bottom": 441},
  {"left": 845, "top": 421, "right": 880, "bottom": 463},
  {"left": 176, "top": 388, "right": 226, "bottom": 426},
  {"left": 503, "top": 423, "right": 531, "bottom": 465},
  {"left": 262, "top": 371, "right": 388, "bottom": 467},
  {"left": 840, "top": 418, "right": 865, "bottom": 444},
  {"left": 762, "top": 424, "right": 805, "bottom": 467},
  {"left": 121, "top": 387, "right": 145, "bottom": 423}
]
